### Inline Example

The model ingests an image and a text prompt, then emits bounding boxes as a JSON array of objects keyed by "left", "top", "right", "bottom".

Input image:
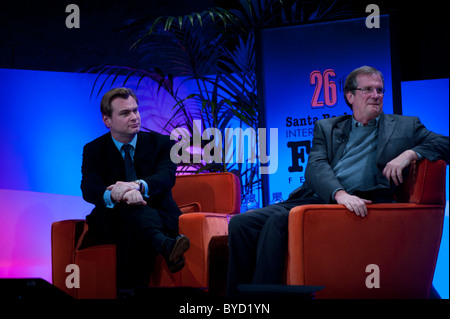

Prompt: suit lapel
[
  {"left": 376, "top": 113, "right": 396, "bottom": 162},
  {"left": 330, "top": 118, "right": 352, "bottom": 166},
  {"left": 134, "top": 132, "right": 152, "bottom": 178}
]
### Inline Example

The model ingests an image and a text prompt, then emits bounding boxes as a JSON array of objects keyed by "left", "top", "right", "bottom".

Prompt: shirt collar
[
  {"left": 352, "top": 114, "right": 381, "bottom": 128},
  {"left": 111, "top": 134, "right": 138, "bottom": 153}
]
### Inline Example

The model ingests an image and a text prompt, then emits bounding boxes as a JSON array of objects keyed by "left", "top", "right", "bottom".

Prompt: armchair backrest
[
  {"left": 395, "top": 159, "right": 447, "bottom": 205},
  {"left": 172, "top": 172, "right": 241, "bottom": 214}
]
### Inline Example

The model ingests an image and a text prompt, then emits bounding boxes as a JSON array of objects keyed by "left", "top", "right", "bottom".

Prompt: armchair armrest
[
  {"left": 173, "top": 172, "right": 241, "bottom": 214},
  {"left": 51, "top": 219, "right": 85, "bottom": 297},
  {"left": 179, "top": 212, "right": 232, "bottom": 288}
]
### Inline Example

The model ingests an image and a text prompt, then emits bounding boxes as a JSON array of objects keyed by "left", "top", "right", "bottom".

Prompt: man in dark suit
[
  {"left": 227, "top": 66, "right": 449, "bottom": 297},
  {"left": 81, "top": 87, "right": 190, "bottom": 290}
]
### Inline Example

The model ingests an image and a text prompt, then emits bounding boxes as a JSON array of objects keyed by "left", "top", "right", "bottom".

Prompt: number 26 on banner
[{"left": 310, "top": 69, "right": 337, "bottom": 108}]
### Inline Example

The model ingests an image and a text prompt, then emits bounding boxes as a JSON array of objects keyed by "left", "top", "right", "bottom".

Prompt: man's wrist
[
  {"left": 407, "top": 149, "right": 420, "bottom": 161},
  {"left": 134, "top": 180, "right": 144, "bottom": 194},
  {"left": 104, "top": 190, "right": 116, "bottom": 208},
  {"left": 332, "top": 188, "right": 345, "bottom": 202}
]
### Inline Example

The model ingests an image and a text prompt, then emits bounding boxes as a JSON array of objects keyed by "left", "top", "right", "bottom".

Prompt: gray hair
[{"left": 343, "top": 66, "right": 384, "bottom": 108}]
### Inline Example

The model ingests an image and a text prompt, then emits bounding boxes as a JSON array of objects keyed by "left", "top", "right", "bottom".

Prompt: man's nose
[
  {"left": 368, "top": 88, "right": 377, "bottom": 96},
  {"left": 369, "top": 89, "right": 382, "bottom": 99}
]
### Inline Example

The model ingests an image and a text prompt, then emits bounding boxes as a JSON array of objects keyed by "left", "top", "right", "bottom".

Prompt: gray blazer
[{"left": 288, "top": 113, "right": 449, "bottom": 203}]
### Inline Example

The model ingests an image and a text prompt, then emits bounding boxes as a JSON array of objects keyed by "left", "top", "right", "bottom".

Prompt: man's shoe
[{"left": 162, "top": 235, "right": 190, "bottom": 273}]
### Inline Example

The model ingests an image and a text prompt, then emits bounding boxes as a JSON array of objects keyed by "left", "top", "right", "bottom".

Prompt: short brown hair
[{"left": 100, "top": 87, "right": 138, "bottom": 117}]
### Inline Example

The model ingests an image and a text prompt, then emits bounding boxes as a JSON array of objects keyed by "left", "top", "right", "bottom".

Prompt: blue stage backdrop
[
  {"left": 401, "top": 78, "right": 449, "bottom": 299},
  {"left": 257, "top": 15, "right": 396, "bottom": 202},
  {"left": 0, "top": 70, "right": 447, "bottom": 297}
]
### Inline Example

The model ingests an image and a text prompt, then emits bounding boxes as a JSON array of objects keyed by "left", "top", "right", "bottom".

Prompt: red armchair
[
  {"left": 51, "top": 172, "right": 240, "bottom": 299},
  {"left": 287, "top": 159, "right": 447, "bottom": 298}
]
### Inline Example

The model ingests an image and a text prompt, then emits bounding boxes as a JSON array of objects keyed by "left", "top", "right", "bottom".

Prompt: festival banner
[{"left": 257, "top": 15, "right": 396, "bottom": 203}]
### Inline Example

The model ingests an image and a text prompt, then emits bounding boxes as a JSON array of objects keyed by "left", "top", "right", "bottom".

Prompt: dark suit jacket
[
  {"left": 289, "top": 113, "right": 449, "bottom": 203},
  {"left": 81, "top": 130, "right": 181, "bottom": 235}
]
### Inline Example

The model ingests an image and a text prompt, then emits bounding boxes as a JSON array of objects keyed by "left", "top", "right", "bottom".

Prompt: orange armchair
[
  {"left": 287, "top": 159, "right": 447, "bottom": 299},
  {"left": 51, "top": 172, "right": 240, "bottom": 299}
]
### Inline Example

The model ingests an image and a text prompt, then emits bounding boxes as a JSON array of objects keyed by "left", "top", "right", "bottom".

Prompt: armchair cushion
[{"left": 178, "top": 202, "right": 202, "bottom": 214}]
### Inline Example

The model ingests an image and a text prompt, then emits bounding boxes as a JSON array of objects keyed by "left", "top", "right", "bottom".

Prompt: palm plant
[{"left": 88, "top": 0, "right": 351, "bottom": 197}]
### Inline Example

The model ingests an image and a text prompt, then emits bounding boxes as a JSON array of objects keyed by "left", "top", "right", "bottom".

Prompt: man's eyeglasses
[{"left": 354, "top": 87, "right": 385, "bottom": 95}]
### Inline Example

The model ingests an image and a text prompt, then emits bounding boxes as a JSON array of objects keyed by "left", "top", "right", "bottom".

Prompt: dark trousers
[
  {"left": 226, "top": 197, "right": 324, "bottom": 297},
  {"left": 87, "top": 203, "right": 171, "bottom": 289},
  {"left": 226, "top": 190, "right": 396, "bottom": 297}
]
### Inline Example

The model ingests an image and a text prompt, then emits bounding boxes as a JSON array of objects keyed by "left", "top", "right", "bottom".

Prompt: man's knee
[
  {"left": 228, "top": 213, "right": 246, "bottom": 235},
  {"left": 271, "top": 210, "right": 290, "bottom": 228},
  {"left": 228, "top": 207, "right": 274, "bottom": 238}
]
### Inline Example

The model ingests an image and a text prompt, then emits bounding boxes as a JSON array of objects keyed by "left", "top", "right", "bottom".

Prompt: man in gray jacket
[{"left": 227, "top": 66, "right": 449, "bottom": 297}]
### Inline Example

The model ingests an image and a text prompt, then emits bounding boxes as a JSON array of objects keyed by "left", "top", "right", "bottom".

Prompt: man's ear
[
  {"left": 345, "top": 91, "right": 355, "bottom": 106},
  {"left": 102, "top": 114, "right": 111, "bottom": 128}
]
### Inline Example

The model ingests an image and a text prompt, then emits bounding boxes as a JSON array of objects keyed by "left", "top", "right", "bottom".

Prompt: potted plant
[{"left": 88, "top": 0, "right": 350, "bottom": 201}]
